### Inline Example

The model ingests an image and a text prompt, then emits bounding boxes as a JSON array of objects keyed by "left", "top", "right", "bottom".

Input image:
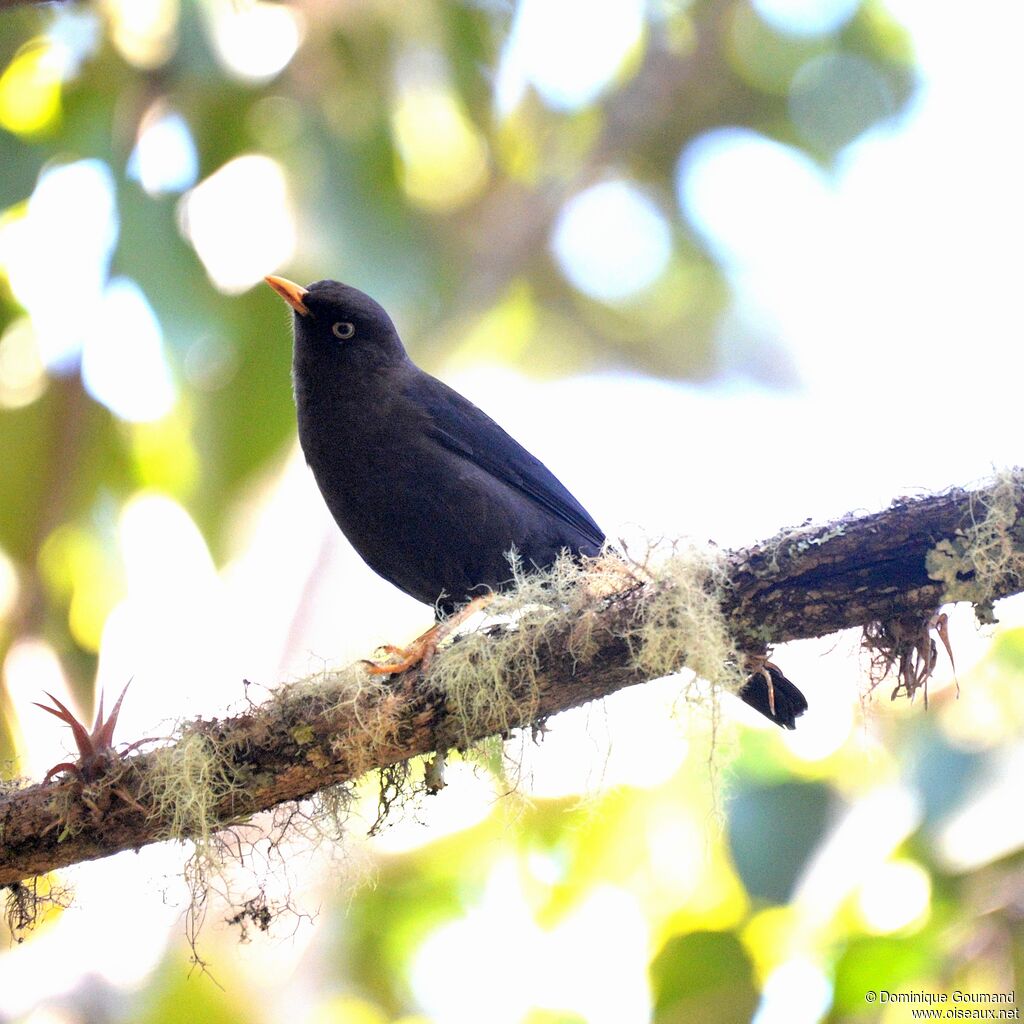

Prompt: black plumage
[
  {"left": 266, "top": 276, "right": 806, "bottom": 728},
  {"left": 283, "top": 278, "right": 603, "bottom": 613}
]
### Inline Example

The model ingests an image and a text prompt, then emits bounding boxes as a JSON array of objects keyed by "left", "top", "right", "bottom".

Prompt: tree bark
[
  {"left": 0, "top": 0, "right": 63, "bottom": 10},
  {"left": 1, "top": 472, "right": 1022, "bottom": 887}
]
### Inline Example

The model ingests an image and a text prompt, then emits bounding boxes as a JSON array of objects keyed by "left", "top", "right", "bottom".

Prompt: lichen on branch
[{"left": 1, "top": 469, "right": 1022, "bottom": 913}]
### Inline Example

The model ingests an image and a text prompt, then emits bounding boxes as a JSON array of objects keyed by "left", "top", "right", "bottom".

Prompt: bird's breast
[
  {"left": 295, "top": 387, "right": 507, "bottom": 604},
  {"left": 293, "top": 366, "right": 596, "bottom": 609}
]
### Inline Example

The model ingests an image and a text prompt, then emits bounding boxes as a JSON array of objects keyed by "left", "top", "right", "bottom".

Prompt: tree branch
[
  {"left": 0, "top": 0, "right": 64, "bottom": 10},
  {"left": 2, "top": 471, "right": 1022, "bottom": 887}
]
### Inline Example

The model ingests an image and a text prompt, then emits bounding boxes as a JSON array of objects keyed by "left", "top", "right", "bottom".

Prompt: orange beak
[{"left": 265, "top": 275, "right": 310, "bottom": 316}]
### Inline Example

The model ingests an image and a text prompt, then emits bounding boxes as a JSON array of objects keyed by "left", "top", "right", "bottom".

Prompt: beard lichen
[
  {"left": 421, "top": 542, "right": 742, "bottom": 759},
  {"left": 422, "top": 551, "right": 581, "bottom": 746},
  {"left": 143, "top": 731, "right": 241, "bottom": 848},
  {"left": 926, "top": 468, "right": 1024, "bottom": 623},
  {"left": 272, "top": 664, "right": 404, "bottom": 777},
  {"left": 423, "top": 549, "right": 658, "bottom": 747},
  {"left": 626, "top": 543, "right": 746, "bottom": 696},
  {"left": 134, "top": 666, "right": 407, "bottom": 961}
]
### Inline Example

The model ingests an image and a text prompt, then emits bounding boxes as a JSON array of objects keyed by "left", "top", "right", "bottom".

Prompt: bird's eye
[{"left": 332, "top": 321, "right": 356, "bottom": 340}]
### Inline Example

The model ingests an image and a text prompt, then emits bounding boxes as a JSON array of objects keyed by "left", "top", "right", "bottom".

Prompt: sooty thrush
[{"left": 265, "top": 276, "right": 807, "bottom": 729}]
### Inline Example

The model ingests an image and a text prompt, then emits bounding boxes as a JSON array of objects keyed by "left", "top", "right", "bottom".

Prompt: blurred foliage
[
  {"left": 132, "top": 954, "right": 253, "bottom": 1024},
  {"left": 651, "top": 930, "right": 758, "bottom": 1022},
  {"left": 728, "top": 779, "right": 833, "bottom": 903},
  {"left": 5, "top": 1, "right": 1022, "bottom": 1023}
]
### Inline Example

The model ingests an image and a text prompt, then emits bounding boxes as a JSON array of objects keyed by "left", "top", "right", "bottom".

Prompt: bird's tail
[{"left": 738, "top": 663, "right": 808, "bottom": 730}]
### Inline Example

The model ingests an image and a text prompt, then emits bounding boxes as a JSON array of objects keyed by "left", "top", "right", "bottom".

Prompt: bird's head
[{"left": 265, "top": 276, "right": 409, "bottom": 373}]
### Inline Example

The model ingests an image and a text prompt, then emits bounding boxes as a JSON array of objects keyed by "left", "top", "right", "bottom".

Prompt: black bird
[{"left": 265, "top": 276, "right": 807, "bottom": 728}]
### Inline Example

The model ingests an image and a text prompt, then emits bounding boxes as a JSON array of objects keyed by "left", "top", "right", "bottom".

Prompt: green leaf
[
  {"left": 651, "top": 930, "right": 759, "bottom": 1024},
  {"left": 727, "top": 781, "right": 832, "bottom": 904},
  {"left": 133, "top": 954, "right": 252, "bottom": 1024},
  {"left": 831, "top": 935, "right": 938, "bottom": 1015}
]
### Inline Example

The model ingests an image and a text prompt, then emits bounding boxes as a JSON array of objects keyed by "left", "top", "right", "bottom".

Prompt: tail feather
[{"left": 738, "top": 664, "right": 808, "bottom": 730}]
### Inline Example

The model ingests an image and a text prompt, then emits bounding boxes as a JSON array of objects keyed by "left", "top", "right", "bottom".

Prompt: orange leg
[{"left": 365, "top": 594, "right": 495, "bottom": 676}]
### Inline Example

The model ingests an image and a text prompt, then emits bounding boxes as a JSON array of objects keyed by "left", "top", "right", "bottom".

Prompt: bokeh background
[{"left": 2, "top": 0, "right": 1024, "bottom": 1020}]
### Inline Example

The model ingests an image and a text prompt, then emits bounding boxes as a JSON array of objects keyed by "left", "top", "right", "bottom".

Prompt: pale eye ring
[{"left": 332, "top": 321, "right": 355, "bottom": 340}]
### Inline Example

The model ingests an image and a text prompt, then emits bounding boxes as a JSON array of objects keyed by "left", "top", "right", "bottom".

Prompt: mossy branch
[
  {"left": 0, "top": 0, "right": 64, "bottom": 10},
  {"left": 2, "top": 470, "right": 1023, "bottom": 887}
]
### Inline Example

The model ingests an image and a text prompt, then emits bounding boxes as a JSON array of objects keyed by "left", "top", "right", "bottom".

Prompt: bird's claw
[
  {"left": 364, "top": 630, "right": 440, "bottom": 676},
  {"left": 743, "top": 654, "right": 780, "bottom": 716},
  {"left": 738, "top": 654, "right": 808, "bottom": 729},
  {"left": 363, "top": 593, "right": 496, "bottom": 679}
]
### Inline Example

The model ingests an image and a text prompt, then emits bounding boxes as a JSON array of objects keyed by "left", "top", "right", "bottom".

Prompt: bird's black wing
[{"left": 407, "top": 373, "right": 606, "bottom": 549}]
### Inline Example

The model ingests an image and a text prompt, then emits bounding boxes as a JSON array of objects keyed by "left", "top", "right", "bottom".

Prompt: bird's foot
[
  {"left": 739, "top": 655, "right": 808, "bottom": 730},
  {"left": 744, "top": 655, "right": 781, "bottom": 717},
  {"left": 365, "top": 628, "right": 442, "bottom": 677},
  {"left": 364, "top": 594, "right": 496, "bottom": 678},
  {"left": 35, "top": 681, "right": 142, "bottom": 783}
]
